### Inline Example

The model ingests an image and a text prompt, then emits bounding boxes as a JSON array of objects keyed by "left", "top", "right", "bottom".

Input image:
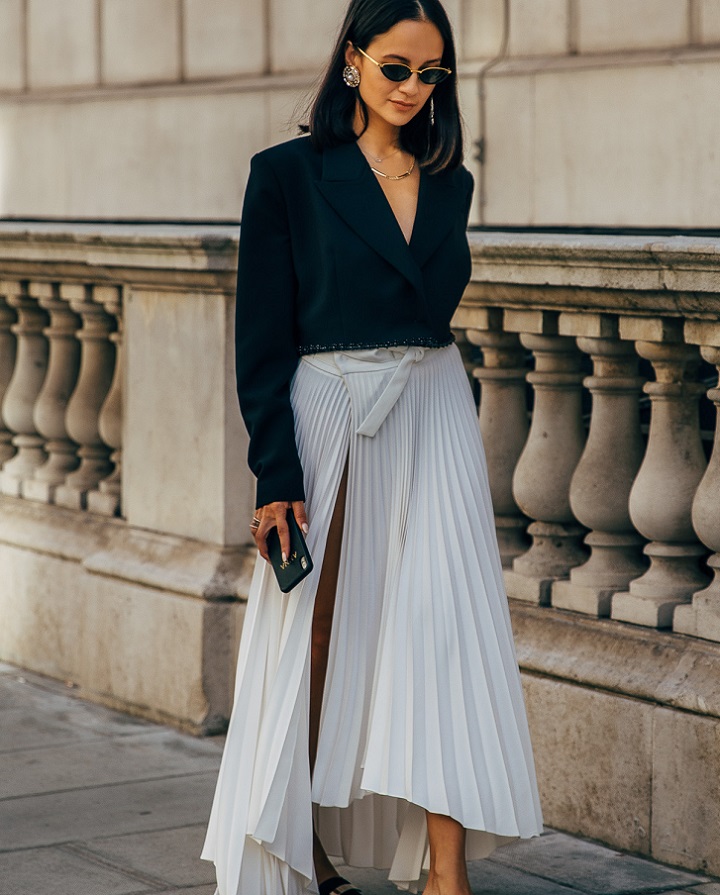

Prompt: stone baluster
[
  {"left": 0, "top": 284, "right": 18, "bottom": 465},
  {"left": 503, "top": 310, "right": 588, "bottom": 604},
  {"left": 24, "top": 283, "right": 82, "bottom": 503},
  {"left": 0, "top": 282, "right": 49, "bottom": 496},
  {"left": 612, "top": 318, "right": 709, "bottom": 628},
  {"left": 87, "top": 286, "right": 123, "bottom": 517},
  {"left": 466, "top": 309, "right": 530, "bottom": 567},
  {"left": 552, "top": 314, "right": 647, "bottom": 616},
  {"left": 674, "top": 322, "right": 720, "bottom": 640},
  {"left": 55, "top": 286, "right": 116, "bottom": 510}
]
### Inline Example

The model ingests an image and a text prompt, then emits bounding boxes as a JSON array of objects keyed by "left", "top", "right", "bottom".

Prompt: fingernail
[
  {"left": 282, "top": 552, "right": 287, "bottom": 563},
  {"left": 302, "top": 523, "right": 309, "bottom": 534}
]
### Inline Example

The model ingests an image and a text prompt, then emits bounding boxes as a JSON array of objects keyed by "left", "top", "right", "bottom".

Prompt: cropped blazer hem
[{"left": 234, "top": 135, "right": 474, "bottom": 507}]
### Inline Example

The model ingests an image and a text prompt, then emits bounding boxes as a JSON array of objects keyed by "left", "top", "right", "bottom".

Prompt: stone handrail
[{"left": 456, "top": 231, "right": 720, "bottom": 640}]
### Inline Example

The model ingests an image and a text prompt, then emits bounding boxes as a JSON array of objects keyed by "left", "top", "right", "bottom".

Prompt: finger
[
  {"left": 273, "top": 504, "right": 291, "bottom": 562},
  {"left": 253, "top": 525, "right": 270, "bottom": 562},
  {"left": 292, "top": 501, "right": 309, "bottom": 534},
  {"left": 254, "top": 504, "right": 278, "bottom": 562},
  {"left": 253, "top": 501, "right": 289, "bottom": 562},
  {"left": 250, "top": 507, "right": 264, "bottom": 553},
  {"left": 251, "top": 531, "right": 267, "bottom": 560}
]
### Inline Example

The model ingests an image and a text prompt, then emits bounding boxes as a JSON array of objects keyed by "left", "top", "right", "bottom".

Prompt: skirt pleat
[{"left": 202, "top": 343, "right": 543, "bottom": 895}]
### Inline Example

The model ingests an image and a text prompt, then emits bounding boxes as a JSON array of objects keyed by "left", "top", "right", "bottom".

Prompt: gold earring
[{"left": 342, "top": 64, "right": 361, "bottom": 88}]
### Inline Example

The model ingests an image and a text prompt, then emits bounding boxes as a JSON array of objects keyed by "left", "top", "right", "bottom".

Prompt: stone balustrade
[
  {"left": 0, "top": 227, "right": 718, "bottom": 645},
  {"left": 0, "top": 222, "right": 253, "bottom": 737},
  {"left": 0, "top": 278, "right": 117, "bottom": 509},
  {"left": 456, "top": 232, "right": 720, "bottom": 643},
  {"left": 1, "top": 223, "right": 720, "bottom": 874}
]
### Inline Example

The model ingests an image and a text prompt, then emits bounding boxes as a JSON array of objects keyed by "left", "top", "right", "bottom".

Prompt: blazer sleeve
[
  {"left": 235, "top": 151, "right": 305, "bottom": 509},
  {"left": 463, "top": 169, "right": 474, "bottom": 226}
]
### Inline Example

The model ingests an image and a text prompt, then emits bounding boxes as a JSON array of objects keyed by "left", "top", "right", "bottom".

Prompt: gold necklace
[
  {"left": 359, "top": 145, "right": 401, "bottom": 164},
  {"left": 369, "top": 156, "right": 416, "bottom": 181}
]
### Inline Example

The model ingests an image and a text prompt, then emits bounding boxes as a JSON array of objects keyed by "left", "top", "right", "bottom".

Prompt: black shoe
[{"left": 318, "top": 876, "right": 362, "bottom": 895}]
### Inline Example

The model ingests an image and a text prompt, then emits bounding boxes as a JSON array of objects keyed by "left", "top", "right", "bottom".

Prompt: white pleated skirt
[{"left": 201, "top": 343, "right": 543, "bottom": 895}]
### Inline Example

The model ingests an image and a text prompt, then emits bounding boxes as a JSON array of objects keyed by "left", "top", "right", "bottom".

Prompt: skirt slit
[{"left": 310, "top": 454, "right": 350, "bottom": 778}]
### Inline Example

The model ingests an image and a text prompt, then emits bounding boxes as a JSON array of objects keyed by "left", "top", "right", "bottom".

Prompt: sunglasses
[{"left": 354, "top": 45, "right": 452, "bottom": 85}]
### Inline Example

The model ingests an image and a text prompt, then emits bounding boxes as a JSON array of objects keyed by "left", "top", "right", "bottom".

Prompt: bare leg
[
  {"left": 310, "top": 459, "right": 349, "bottom": 885},
  {"left": 424, "top": 812, "right": 473, "bottom": 895}
]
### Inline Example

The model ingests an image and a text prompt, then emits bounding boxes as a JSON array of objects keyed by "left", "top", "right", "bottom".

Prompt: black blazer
[{"left": 235, "top": 135, "right": 474, "bottom": 508}]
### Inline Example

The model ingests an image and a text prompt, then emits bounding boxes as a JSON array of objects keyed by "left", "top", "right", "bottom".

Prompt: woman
[{"left": 201, "top": 0, "right": 543, "bottom": 893}]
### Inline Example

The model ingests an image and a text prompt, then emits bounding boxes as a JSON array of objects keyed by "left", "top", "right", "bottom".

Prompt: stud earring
[
  {"left": 429, "top": 97, "right": 435, "bottom": 126},
  {"left": 342, "top": 64, "right": 361, "bottom": 88}
]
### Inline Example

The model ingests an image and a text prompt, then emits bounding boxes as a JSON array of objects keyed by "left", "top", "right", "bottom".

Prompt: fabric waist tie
[{"left": 332, "top": 346, "right": 427, "bottom": 438}]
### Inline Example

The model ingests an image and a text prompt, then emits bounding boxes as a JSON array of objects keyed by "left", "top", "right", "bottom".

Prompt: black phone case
[{"left": 266, "top": 510, "right": 314, "bottom": 593}]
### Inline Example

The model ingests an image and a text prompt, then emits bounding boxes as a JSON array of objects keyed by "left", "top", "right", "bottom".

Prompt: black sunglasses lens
[
  {"left": 419, "top": 68, "right": 450, "bottom": 84},
  {"left": 380, "top": 64, "right": 412, "bottom": 82},
  {"left": 379, "top": 63, "right": 451, "bottom": 84}
]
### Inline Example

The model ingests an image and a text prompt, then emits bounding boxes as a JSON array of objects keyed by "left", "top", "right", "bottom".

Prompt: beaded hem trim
[{"left": 297, "top": 336, "right": 455, "bottom": 356}]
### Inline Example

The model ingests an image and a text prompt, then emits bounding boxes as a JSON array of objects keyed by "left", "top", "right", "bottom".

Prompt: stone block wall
[
  {"left": 0, "top": 0, "right": 718, "bottom": 224},
  {"left": 183, "top": 0, "right": 265, "bottom": 79},
  {"left": 480, "top": 0, "right": 720, "bottom": 227},
  {"left": 576, "top": 0, "right": 689, "bottom": 52},
  {"left": 101, "top": 0, "right": 182, "bottom": 85},
  {"left": 515, "top": 605, "right": 720, "bottom": 877},
  {"left": 26, "top": 0, "right": 99, "bottom": 90},
  {"left": 483, "top": 58, "right": 720, "bottom": 227},
  {"left": 0, "top": 0, "right": 25, "bottom": 92},
  {"left": 507, "top": 0, "right": 569, "bottom": 56}
]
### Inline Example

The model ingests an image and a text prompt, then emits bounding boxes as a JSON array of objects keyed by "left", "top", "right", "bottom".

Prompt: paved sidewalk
[{"left": 1, "top": 662, "right": 718, "bottom": 895}]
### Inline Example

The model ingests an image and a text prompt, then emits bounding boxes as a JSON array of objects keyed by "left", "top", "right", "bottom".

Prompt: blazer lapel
[{"left": 316, "top": 142, "right": 425, "bottom": 297}]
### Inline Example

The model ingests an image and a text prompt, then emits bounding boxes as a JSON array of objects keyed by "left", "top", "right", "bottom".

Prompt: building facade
[{"left": 1, "top": 0, "right": 718, "bottom": 226}]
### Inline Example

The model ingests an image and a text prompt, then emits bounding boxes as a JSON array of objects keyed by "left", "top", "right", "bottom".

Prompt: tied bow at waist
[{"left": 301, "top": 345, "right": 428, "bottom": 437}]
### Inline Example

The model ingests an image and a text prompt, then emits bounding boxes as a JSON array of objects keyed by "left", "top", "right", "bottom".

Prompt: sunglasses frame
[{"left": 353, "top": 44, "right": 452, "bottom": 85}]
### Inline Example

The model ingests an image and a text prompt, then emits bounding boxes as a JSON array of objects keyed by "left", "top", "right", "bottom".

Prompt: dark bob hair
[{"left": 302, "top": 0, "right": 463, "bottom": 174}]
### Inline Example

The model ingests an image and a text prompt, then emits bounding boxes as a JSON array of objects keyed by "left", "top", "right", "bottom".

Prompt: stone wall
[
  {"left": 0, "top": 0, "right": 718, "bottom": 224},
  {"left": 484, "top": 4, "right": 720, "bottom": 227}
]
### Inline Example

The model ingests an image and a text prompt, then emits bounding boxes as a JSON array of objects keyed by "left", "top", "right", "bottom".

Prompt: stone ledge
[
  {"left": 0, "top": 60, "right": 488, "bottom": 103},
  {"left": 510, "top": 601, "right": 720, "bottom": 720},
  {"left": 0, "top": 71, "right": 316, "bottom": 102},
  {"left": 3, "top": 225, "right": 719, "bottom": 310},
  {"left": 0, "top": 496, "right": 250, "bottom": 731},
  {"left": 0, "top": 223, "right": 239, "bottom": 290},
  {"left": 487, "top": 44, "right": 720, "bottom": 77},
  {"left": 456, "top": 231, "right": 720, "bottom": 327},
  {"left": 0, "top": 495, "right": 255, "bottom": 600},
  {"left": 465, "top": 230, "right": 720, "bottom": 299}
]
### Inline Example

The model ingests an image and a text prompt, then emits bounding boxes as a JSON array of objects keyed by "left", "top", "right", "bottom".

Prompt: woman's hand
[{"left": 250, "top": 500, "right": 309, "bottom": 562}]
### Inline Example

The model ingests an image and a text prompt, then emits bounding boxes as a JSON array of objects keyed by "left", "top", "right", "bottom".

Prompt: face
[{"left": 346, "top": 19, "right": 445, "bottom": 129}]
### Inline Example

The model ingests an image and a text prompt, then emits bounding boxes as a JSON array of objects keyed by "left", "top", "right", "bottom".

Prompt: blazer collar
[{"left": 316, "top": 142, "right": 462, "bottom": 294}]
